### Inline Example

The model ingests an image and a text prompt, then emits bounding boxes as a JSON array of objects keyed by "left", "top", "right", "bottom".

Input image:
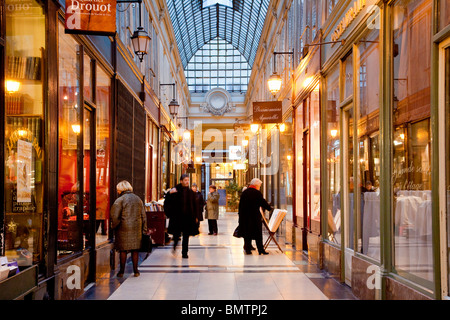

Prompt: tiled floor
[{"left": 80, "top": 211, "right": 357, "bottom": 300}]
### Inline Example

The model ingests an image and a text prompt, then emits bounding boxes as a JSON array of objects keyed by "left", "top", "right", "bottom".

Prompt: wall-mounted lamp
[
  {"left": 160, "top": 82, "right": 179, "bottom": 118},
  {"left": 267, "top": 50, "right": 294, "bottom": 96},
  {"left": 250, "top": 124, "right": 259, "bottom": 133},
  {"left": 118, "top": 0, "right": 150, "bottom": 62}
]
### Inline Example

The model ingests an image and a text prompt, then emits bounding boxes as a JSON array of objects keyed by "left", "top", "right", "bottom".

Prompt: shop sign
[
  {"left": 252, "top": 101, "right": 283, "bottom": 124},
  {"left": 331, "top": 0, "right": 366, "bottom": 42},
  {"left": 65, "top": 0, "right": 116, "bottom": 35}
]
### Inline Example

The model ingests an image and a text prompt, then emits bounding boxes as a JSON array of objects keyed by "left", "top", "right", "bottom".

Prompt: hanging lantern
[{"left": 131, "top": 26, "right": 151, "bottom": 62}]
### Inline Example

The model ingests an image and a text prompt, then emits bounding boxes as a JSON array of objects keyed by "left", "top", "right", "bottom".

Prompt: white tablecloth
[{"left": 362, "top": 191, "right": 380, "bottom": 256}]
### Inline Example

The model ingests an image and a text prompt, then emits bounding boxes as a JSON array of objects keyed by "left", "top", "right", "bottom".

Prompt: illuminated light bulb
[
  {"left": 267, "top": 72, "right": 282, "bottom": 95},
  {"left": 6, "top": 80, "right": 21, "bottom": 93},
  {"left": 72, "top": 124, "right": 81, "bottom": 134}
]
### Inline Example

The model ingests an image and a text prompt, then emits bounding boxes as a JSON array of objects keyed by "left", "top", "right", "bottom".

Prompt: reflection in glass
[
  {"left": 344, "top": 108, "right": 354, "bottom": 250},
  {"left": 280, "top": 116, "right": 293, "bottom": 221},
  {"left": 439, "top": 0, "right": 450, "bottom": 32},
  {"left": 445, "top": 46, "right": 450, "bottom": 295},
  {"left": 95, "top": 67, "right": 111, "bottom": 244},
  {"left": 392, "top": 0, "right": 433, "bottom": 284},
  {"left": 326, "top": 65, "right": 340, "bottom": 244},
  {"left": 4, "top": 0, "right": 46, "bottom": 268},
  {"left": 343, "top": 52, "right": 353, "bottom": 101},
  {"left": 83, "top": 108, "right": 92, "bottom": 249},
  {"left": 310, "top": 87, "right": 321, "bottom": 234},
  {"left": 57, "top": 22, "right": 82, "bottom": 256},
  {"left": 356, "top": 29, "right": 381, "bottom": 261},
  {"left": 84, "top": 53, "right": 92, "bottom": 102}
]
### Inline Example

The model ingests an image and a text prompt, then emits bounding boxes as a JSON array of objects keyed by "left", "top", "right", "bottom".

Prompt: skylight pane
[{"left": 203, "top": 0, "right": 233, "bottom": 9}]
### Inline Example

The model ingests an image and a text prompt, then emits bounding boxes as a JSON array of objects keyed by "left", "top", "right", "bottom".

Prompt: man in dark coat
[
  {"left": 164, "top": 174, "right": 199, "bottom": 258},
  {"left": 191, "top": 183, "right": 205, "bottom": 227},
  {"left": 237, "top": 178, "right": 272, "bottom": 255}
]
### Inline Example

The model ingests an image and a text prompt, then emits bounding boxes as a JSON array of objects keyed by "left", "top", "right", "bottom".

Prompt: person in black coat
[
  {"left": 164, "top": 174, "right": 199, "bottom": 258},
  {"left": 237, "top": 178, "right": 273, "bottom": 255},
  {"left": 191, "top": 183, "right": 205, "bottom": 228}
]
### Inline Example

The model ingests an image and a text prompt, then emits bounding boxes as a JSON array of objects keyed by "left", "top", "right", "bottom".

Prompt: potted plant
[{"left": 225, "top": 180, "right": 243, "bottom": 212}]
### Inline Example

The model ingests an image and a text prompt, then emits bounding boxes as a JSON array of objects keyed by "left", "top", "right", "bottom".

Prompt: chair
[{"left": 260, "top": 208, "right": 287, "bottom": 252}]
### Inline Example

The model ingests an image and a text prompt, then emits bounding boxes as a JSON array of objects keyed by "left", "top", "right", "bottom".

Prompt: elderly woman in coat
[
  {"left": 111, "top": 181, "right": 147, "bottom": 277},
  {"left": 237, "top": 178, "right": 272, "bottom": 255},
  {"left": 205, "top": 185, "right": 220, "bottom": 235}
]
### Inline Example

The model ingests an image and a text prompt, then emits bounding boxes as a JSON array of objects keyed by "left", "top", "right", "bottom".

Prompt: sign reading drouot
[
  {"left": 252, "top": 101, "right": 283, "bottom": 124},
  {"left": 65, "top": 0, "right": 116, "bottom": 35}
]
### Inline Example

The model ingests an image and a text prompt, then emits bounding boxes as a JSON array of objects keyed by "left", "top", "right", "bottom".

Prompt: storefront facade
[
  {"left": 246, "top": 0, "right": 450, "bottom": 300},
  {"left": 319, "top": 0, "right": 450, "bottom": 300},
  {"left": 0, "top": 0, "right": 182, "bottom": 300}
]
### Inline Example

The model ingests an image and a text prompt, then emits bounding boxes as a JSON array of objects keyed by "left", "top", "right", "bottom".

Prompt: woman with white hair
[
  {"left": 111, "top": 180, "right": 147, "bottom": 277},
  {"left": 237, "top": 178, "right": 272, "bottom": 255}
]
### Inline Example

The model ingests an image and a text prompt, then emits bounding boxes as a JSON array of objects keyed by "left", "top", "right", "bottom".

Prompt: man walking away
[{"left": 164, "top": 174, "right": 198, "bottom": 258}]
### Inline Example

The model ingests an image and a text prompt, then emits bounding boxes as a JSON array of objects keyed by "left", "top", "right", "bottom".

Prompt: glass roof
[
  {"left": 185, "top": 37, "right": 251, "bottom": 93},
  {"left": 166, "top": 0, "right": 271, "bottom": 69}
]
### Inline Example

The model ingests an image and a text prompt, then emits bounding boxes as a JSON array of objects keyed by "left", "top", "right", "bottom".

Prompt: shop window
[
  {"left": 392, "top": 0, "right": 434, "bottom": 285},
  {"left": 356, "top": 28, "right": 381, "bottom": 261},
  {"left": 280, "top": 116, "right": 293, "bottom": 221},
  {"left": 310, "top": 86, "right": 321, "bottom": 234},
  {"left": 444, "top": 44, "right": 450, "bottom": 297},
  {"left": 342, "top": 52, "right": 353, "bottom": 101},
  {"left": 84, "top": 53, "right": 93, "bottom": 102},
  {"left": 326, "top": 65, "right": 340, "bottom": 244},
  {"left": 439, "top": 0, "right": 450, "bottom": 32},
  {"left": 95, "top": 66, "right": 110, "bottom": 244},
  {"left": 57, "top": 22, "right": 83, "bottom": 256},
  {"left": 295, "top": 106, "right": 304, "bottom": 229},
  {"left": 3, "top": 0, "right": 46, "bottom": 269}
]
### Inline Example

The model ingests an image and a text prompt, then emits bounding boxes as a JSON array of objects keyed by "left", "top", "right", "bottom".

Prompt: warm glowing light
[
  {"left": 6, "top": 80, "right": 21, "bottom": 93},
  {"left": 63, "top": 95, "right": 68, "bottom": 100},
  {"left": 399, "top": 133, "right": 405, "bottom": 140},
  {"left": 195, "top": 156, "right": 202, "bottom": 163},
  {"left": 330, "top": 129, "right": 338, "bottom": 138},
  {"left": 279, "top": 123, "right": 286, "bottom": 133},
  {"left": 242, "top": 139, "right": 249, "bottom": 147},
  {"left": 303, "top": 76, "right": 313, "bottom": 88},
  {"left": 287, "top": 155, "right": 292, "bottom": 161},
  {"left": 72, "top": 124, "right": 81, "bottom": 134},
  {"left": 183, "top": 130, "right": 191, "bottom": 140},
  {"left": 267, "top": 72, "right": 282, "bottom": 95},
  {"left": 250, "top": 124, "right": 259, "bottom": 133}
]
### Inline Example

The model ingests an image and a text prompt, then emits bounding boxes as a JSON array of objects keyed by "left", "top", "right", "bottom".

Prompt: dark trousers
[
  {"left": 208, "top": 219, "right": 218, "bottom": 234},
  {"left": 244, "top": 235, "right": 264, "bottom": 253},
  {"left": 173, "top": 232, "right": 190, "bottom": 255}
]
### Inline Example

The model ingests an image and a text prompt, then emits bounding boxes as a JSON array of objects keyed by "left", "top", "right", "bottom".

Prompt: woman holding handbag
[{"left": 111, "top": 181, "right": 148, "bottom": 277}]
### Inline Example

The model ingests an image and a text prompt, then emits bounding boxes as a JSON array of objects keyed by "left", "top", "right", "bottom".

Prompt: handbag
[
  {"left": 233, "top": 226, "right": 241, "bottom": 238},
  {"left": 140, "top": 233, "right": 152, "bottom": 255}
]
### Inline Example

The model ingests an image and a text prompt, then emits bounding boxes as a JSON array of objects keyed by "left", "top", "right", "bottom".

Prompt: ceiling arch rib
[{"left": 166, "top": 0, "right": 271, "bottom": 69}]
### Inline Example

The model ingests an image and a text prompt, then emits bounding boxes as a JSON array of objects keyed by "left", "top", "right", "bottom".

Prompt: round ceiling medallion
[{"left": 201, "top": 88, "right": 234, "bottom": 116}]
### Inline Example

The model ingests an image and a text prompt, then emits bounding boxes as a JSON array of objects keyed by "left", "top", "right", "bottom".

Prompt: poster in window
[
  {"left": 65, "top": 0, "right": 117, "bottom": 36},
  {"left": 17, "top": 139, "right": 32, "bottom": 203}
]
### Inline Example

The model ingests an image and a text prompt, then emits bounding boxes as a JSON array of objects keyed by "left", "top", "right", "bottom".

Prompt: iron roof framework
[{"left": 166, "top": 0, "right": 271, "bottom": 69}]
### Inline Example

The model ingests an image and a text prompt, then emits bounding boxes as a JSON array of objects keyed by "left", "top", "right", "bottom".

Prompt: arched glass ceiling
[
  {"left": 166, "top": 0, "right": 271, "bottom": 69},
  {"left": 185, "top": 37, "right": 251, "bottom": 93}
]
